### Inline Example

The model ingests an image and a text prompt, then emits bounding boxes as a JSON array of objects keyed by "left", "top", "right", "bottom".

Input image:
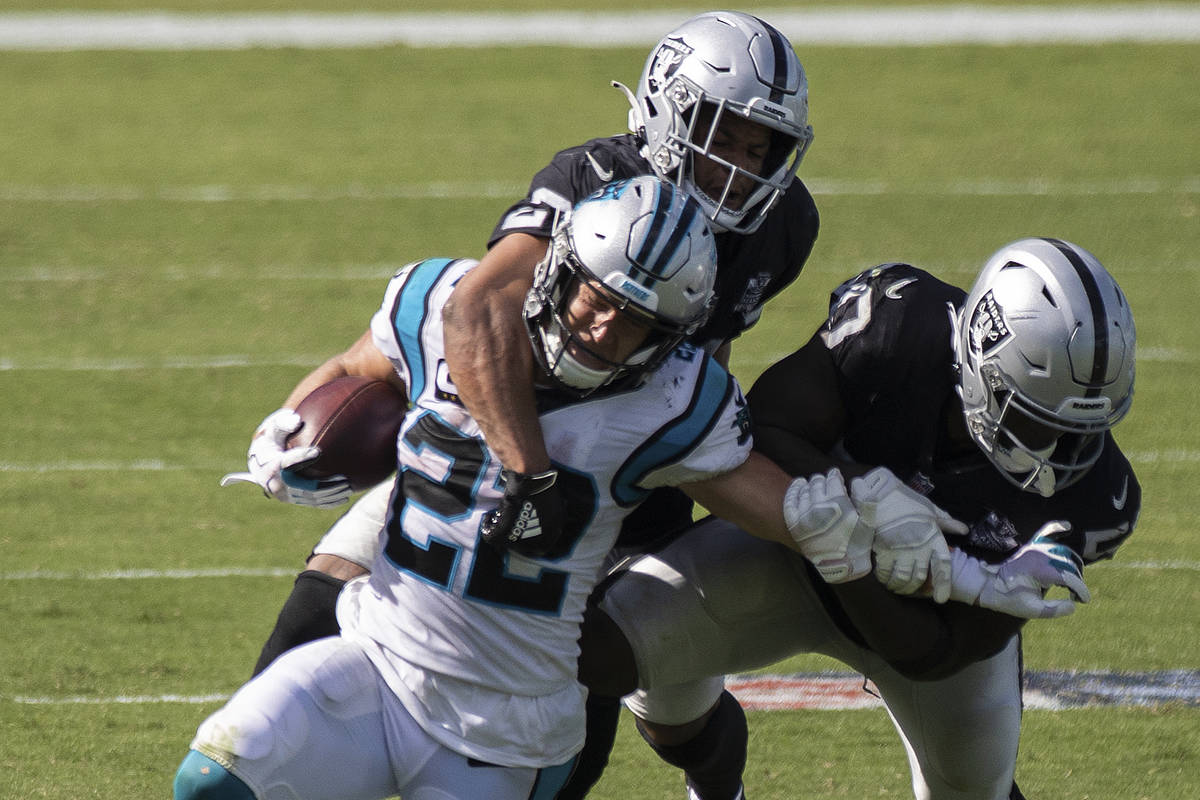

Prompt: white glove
[
  {"left": 783, "top": 469, "right": 873, "bottom": 583},
  {"left": 949, "top": 522, "right": 1091, "bottom": 619},
  {"left": 850, "top": 467, "right": 967, "bottom": 603},
  {"left": 220, "top": 408, "right": 352, "bottom": 509}
]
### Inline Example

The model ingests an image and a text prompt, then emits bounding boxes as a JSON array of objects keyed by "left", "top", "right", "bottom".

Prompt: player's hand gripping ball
[
  {"left": 284, "top": 376, "right": 408, "bottom": 491},
  {"left": 222, "top": 376, "right": 407, "bottom": 507}
]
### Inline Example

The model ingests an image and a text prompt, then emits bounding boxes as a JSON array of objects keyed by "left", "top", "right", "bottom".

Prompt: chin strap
[
  {"left": 611, "top": 80, "right": 643, "bottom": 139},
  {"left": 946, "top": 301, "right": 965, "bottom": 373}
]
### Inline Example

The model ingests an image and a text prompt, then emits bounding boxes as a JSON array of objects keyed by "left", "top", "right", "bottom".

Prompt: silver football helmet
[
  {"left": 954, "top": 238, "right": 1136, "bottom": 497},
  {"left": 525, "top": 175, "right": 718, "bottom": 396},
  {"left": 616, "top": 11, "right": 813, "bottom": 235}
]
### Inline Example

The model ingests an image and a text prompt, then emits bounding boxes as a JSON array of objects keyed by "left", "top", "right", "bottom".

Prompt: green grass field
[{"left": 1, "top": 4, "right": 1197, "bottom": 798}]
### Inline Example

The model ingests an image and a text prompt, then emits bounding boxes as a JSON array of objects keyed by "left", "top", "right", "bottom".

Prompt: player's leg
[
  {"left": 252, "top": 480, "right": 393, "bottom": 675},
  {"left": 577, "top": 517, "right": 843, "bottom": 799},
  {"left": 627, "top": 683, "right": 746, "bottom": 800},
  {"left": 549, "top": 693, "right": 623, "bottom": 800},
  {"left": 179, "top": 636, "right": 400, "bottom": 800},
  {"left": 870, "top": 635, "right": 1023, "bottom": 800}
]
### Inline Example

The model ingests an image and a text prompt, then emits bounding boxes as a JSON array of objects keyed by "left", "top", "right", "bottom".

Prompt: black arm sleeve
[
  {"left": 748, "top": 333, "right": 847, "bottom": 465},
  {"left": 826, "top": 577, "right": 1025, "bottom": 680}
]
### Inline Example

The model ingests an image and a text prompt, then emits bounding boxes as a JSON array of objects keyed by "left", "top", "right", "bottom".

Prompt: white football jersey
[{"left": 337, "top": 257, "right": 752, "bottom": 767}]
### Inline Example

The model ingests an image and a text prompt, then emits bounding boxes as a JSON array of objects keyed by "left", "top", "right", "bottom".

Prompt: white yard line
[
  {"left": 1, "top": 178, "right": 1197, "bottom": 205},
  {"left": 2, "top": 7, "right": 1200, "bottom": 50},
  {"left": 0, "top": 355, "right": 329, "bottom": 371},
  {"left": 1, "top": 567, "right": 297, "bottom": 580}
]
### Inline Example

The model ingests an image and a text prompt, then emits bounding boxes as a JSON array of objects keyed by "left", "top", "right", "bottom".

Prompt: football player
[
  {"left": 247, "top": 13, "right": 821, "bottom": 797},
  {"left": 580, "top": 238, "right": 1141, "bottom": 799},
  {"left": 177, "top": 178, "right": 809, "bottom": 800}
]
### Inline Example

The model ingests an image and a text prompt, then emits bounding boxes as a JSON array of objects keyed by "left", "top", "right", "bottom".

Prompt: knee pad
[
  {"left": 636, "top": 691, "right": 747, "bottom": 800},
  {"left": 174, "top": 751, "right": 256, "bottom": 800}
]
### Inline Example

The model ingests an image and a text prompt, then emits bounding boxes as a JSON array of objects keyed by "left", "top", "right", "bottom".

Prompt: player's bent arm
[
  {"left": 442, "top": 232, "right": 552, "bottom": 473},
  {"left": 746, "top": 335, "right": 866, "bottom": 477},
  {"left": 222, "top": 331, "right": 402, "bottom": 507},
  {"left": 280, "top": 330, "right": 405, "bottom": 410}
]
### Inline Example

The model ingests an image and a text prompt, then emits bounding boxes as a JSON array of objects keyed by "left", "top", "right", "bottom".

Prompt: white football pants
[{"left": 189, "top": 636, "right": 572, "bottom": 800}]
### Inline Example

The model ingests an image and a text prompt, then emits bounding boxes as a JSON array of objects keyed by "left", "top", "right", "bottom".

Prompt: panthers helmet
[
  {"left": 619, "top": 11, "right": 814, "bottom": 235},
  {"left": 525, "top": 175, "right": 718, "bottom": 396},
  {"left": 954, "top": 238, "right": 1136, "bottom": 496}
]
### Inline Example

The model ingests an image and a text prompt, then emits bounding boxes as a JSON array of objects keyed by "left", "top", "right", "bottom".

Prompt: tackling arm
[
  {"left": 680, "top": 451, "right": 795, "bottom": 548},
  {"left": 747, "top": 336, "right": 1022, "bottom": 679},
  {"left": 441, "top": 233, "right": 551, "bottom": 473}
]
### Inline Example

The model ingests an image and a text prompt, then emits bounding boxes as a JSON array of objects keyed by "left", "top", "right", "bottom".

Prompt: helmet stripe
[
  {"left": 633, "top": 179, "right": 668, "bottom": 272},
  {"left": 634, "top": 182, "right": 690, "bottom": 283},
  {"left": 650, "top": 195, "right": 700, "bottom": 280},
  {"left": 756, "top": 17, "right": 790, "bottom": 103},
  {"left": 1045, "top": 237, "right": 1109, "bottom": 395}
]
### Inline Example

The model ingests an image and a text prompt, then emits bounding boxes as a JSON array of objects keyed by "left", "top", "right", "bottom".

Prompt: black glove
[{"left": 479, "top": 468, "right": 568, "bottom": 558}]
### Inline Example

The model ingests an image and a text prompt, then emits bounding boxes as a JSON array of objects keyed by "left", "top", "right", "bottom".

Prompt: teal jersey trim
[
  {"left": 389, "top": 257, "right": 458, "bottom": 401},
  {"left": 611, "top": 355, "right": 734, "bottom": 506}
]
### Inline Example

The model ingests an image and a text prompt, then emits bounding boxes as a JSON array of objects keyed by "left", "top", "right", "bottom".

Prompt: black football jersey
[
  {"left": 491, "top": 133, "right": 820, "bottom": 544},
  {"left": 488, "top": 133, "right": 820, "bottom": 351},
  {"left": 810, "top": 263, "right": 1141, "bottom": 564}
]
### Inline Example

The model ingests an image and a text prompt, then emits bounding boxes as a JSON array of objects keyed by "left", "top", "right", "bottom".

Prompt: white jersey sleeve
[
  {"left": 616, "top": 346, "right": 753, "bottom": 494},
  {"left": 369, "top": 257, "right": 478, "bottom": 403}
]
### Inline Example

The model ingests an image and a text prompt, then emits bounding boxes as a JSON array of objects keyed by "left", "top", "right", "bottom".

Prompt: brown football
[{"left": 286, "top": 375, "right": 407, "bottom": 491}]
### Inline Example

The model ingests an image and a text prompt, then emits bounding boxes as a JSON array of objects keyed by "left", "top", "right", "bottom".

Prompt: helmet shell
[
  {"left": 957, "top": 237, "right": 1135, "bottom": 494},
  {"left": 631, "top": 11, "right": 813, "bottom": 234},
  {"left": 565, "top": 177, "right": 717, "bottom": 329},
  {"left": 525, "top": 176, "right": 717, "bottom": 395}
]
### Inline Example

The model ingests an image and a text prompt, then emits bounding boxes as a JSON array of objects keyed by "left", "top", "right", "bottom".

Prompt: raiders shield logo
[{"left": 969, "top": 290, "right": 1012, "bottom": 356}]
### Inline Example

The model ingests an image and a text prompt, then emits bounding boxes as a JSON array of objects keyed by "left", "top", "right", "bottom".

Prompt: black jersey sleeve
[
  {"left": 747, "top": 331, "right": 850, "bottom": 474},
  {"left": 748, "top": 264, "right": 962, "bottom": 478},
  {"left": 487, "top": 134, "right": 650, "bottom": 247},
  {"left": 1069, "top": 439, "right": 1141, "bottom": 563},
  {"left": 818, "top": 264, "right": 962, "bottom": 391}
]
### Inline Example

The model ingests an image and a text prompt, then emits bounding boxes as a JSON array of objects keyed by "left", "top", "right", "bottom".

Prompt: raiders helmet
[
  {"left": 955, "top": 238, "right": 1136, "bottom": 496},
  {"left": 618, "top": 11, "right": 813, "bottom": 235},
  {"left": 525, "top": 175, "right": 718, "bottom": 396}
]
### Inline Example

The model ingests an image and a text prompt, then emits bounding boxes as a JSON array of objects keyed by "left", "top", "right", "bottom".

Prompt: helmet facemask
[
  {"left": 645, "top": 84, "right": 811, "bottom": 235},
  {"left": 960, "top": 359, "right": 1106, "bottom": 497}
]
